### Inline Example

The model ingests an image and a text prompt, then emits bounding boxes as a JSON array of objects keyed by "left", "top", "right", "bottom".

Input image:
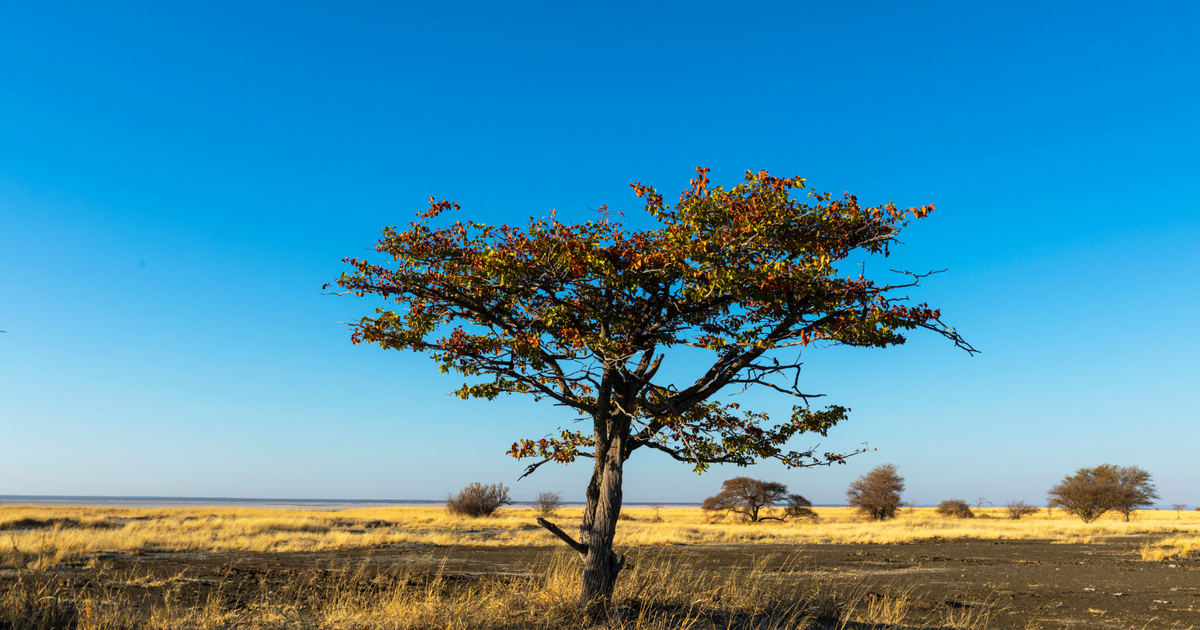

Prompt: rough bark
[
  {"left": 578, "top": 438, "right": 625, "bottom": 617},
  {"left": 534, "top": 383, "right": 632, "bottom": 620}
]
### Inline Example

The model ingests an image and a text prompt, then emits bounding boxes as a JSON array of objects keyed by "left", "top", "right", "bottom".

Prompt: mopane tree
[{"left": 333, "top": 168, "right": 973, "bottom": 616}]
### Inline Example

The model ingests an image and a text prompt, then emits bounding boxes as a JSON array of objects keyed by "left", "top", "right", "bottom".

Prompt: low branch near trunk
[{"left": 536, "top": 518, "right": 588, "bottom": 557}]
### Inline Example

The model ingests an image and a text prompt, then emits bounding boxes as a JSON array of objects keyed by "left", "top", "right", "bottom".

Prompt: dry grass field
[
  {"left": 1, "top": 547, "right": 910, "bottom": 630},
  {"left": 3, "top": 504, "right": 1199, "bottom": 569},
  {"left": 3, "top": 504, "right": 1199, "bottom": 629}
]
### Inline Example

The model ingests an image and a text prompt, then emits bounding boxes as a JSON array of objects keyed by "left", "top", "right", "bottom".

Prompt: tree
[
  {"left": 701, "top": 477, "right": 813, "bottom": 522},
  {"left": 447, "top": 482, "right": 512, "bottom": 517},
  {"left": 1046, "top": 465, "right": 1158, "bottom": 523},
  {"left": 1046, "top": 467, "right": 1112, "bottom": 523},
  {"left": 1172, "top": 503, "right": 1187, "bottom": 519},
  {"left": 846, "top": 464, "right": 906, "bottom": 520},
  {"left": 936, "top": 499, "right": 974, "bottom": 518},
  {"left": 534, "top": 491, "right": 563, "bottom": 519},
  {"left": 1108, "top": 466, "right": 1159, "bottom": 522},
  {"left": 1005, "top": 500, "right": 1039, "bottom": 520},
  {"left": 784, "top": 493, "right": 819, "bottom": 521},
  {"left": 333, "top": 168, "right": 973, "bottom": 616}
]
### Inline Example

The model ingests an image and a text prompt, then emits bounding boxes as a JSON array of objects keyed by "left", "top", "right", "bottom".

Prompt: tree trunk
[
  {"left": 535, "top": 382, "right": 631, "bottom": 621},
  {"left": 578, "top": 442, "right": 625, "bottom": 618}
]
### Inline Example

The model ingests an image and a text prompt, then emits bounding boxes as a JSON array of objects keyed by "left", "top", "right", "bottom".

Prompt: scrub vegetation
[
  {"left": 4, "top": 504, "right": 1199, "bottom": 570},
  {"left": 0, "top": 548, "right": 1002, "bottom": 630}
]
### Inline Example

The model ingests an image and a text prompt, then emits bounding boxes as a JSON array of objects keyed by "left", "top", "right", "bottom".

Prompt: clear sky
[{"left": 1, "top": 2, "right": 1197, "bottom": 507}]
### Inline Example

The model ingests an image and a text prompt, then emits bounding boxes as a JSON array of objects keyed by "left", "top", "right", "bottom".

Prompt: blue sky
[{"left": 1, "top": 1, "right": 1197, "bottom": 506}]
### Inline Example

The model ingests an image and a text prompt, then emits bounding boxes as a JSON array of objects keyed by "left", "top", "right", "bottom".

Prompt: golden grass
[
  {"left": 3, "top": 504, "right": 1198, "bottom": 570},
  {"left": 1139, "top": 533, "right": 1200, "bottom": 562},
  {"left": 2, "top": 548, "right": 1002, "bottom": 630}
]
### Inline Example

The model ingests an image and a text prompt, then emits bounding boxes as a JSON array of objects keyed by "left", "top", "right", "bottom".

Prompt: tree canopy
[{"left": 335, "top": 169, "right": 973, "bottom": 475}]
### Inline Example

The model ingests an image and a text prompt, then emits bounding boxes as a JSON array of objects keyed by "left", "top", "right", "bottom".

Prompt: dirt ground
[{"left": 9, "top": 537, "right": 1199, "bottom": 629}]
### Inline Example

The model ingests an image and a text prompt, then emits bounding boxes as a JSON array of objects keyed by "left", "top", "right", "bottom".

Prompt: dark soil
[{"left": 5, "top": 538, "right": 1197, "bottom": 628}]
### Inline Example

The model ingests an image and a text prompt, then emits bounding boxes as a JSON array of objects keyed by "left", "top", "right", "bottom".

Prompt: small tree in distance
[
  {"left": 846, "top": 464, "right": 905, "bottom": 520},
  {"left": 702, "top": 477, "right": 800, "bottom": 522},
  {"left": 1005, "top": 500, "right": 1039, "bottom": 520},
  {"left": 936, "top": 499, "right": 974, "bottom": 518},
  {"left": 1172, "top": 504, "right": 1187, "bottom": 519},
  {"left": 534, "top": 491, "right": 563, "bottom": 519},
  {"left": 447, "top": 482, "right": 513, "bottom": 517}
]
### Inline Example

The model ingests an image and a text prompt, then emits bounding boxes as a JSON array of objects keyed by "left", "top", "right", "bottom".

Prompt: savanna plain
[{"left": 3, "top": 504, "right": 1198, "bottom": 630}]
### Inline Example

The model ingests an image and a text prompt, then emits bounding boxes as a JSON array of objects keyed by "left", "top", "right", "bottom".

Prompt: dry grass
[
  {"left": 3, "top": 504, "right": 1198, "bottom": 571},
  {"left": 1139, "top": 534, "right": 1200, "bottom": 562},
  {"left": 12, "top": 503, "right": 1187, "bottom": 628},
  {"left": 1, "top": 548, "right": 1003, "bottom": 630}
]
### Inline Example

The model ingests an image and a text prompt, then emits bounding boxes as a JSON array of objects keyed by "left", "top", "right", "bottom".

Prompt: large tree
[
  {"left": 702, "top": 477, "right": 797, "bottom": 522},
  {"left": 1047, "top": 464, "right": 1158, "bottom": 523},
  {"left": 333, "top": 168, "right": 973, "bottom": 616},
  {"left": 846, "top": 463, "right": 906, "bottom": 520}
]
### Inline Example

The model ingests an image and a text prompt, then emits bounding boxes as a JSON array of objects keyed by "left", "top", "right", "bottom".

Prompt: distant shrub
[
  {"left": 533, "top": 491, "right": 562, "bottom": 519},
  {"left": 446, "top": 482, "right": 512, "bottom": 518},
  {"left": 846, "top": 464, "right": 905, "bottom": 521},
  {"left": 1005, "top": 500, "right": 1039, "bottom": 520},
  {"left": 783, "top": 494, "right": 819, "bottom": 521},
  {"left": 935, "top": 499, "right": 974, "bottom": 519}
]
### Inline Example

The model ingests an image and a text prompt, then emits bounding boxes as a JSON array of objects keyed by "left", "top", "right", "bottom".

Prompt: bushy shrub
[
  {"left": 533, "top": 490, "right": 562, "bottom": 519},
  {"left": 935, "top": 499, "right": 974, "bottom": 518},
  {"left": 1005, "top": 500, "right": 1039, "bottom": 520},
  {"left": 446, "top": 482, "right": 512, "bottom": 518},
  {"left": 784, "top": 494, "right": 819, "bottom": 521}
]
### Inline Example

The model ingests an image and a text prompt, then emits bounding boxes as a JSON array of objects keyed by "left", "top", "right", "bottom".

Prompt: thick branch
[{"left": 537, "top": 518, "right": 588, "bottom": 557}]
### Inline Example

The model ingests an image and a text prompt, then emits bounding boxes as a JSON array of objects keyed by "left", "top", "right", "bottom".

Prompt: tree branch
[{"left": 536, "top": 518, "right": 588, "bottom": 557}]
